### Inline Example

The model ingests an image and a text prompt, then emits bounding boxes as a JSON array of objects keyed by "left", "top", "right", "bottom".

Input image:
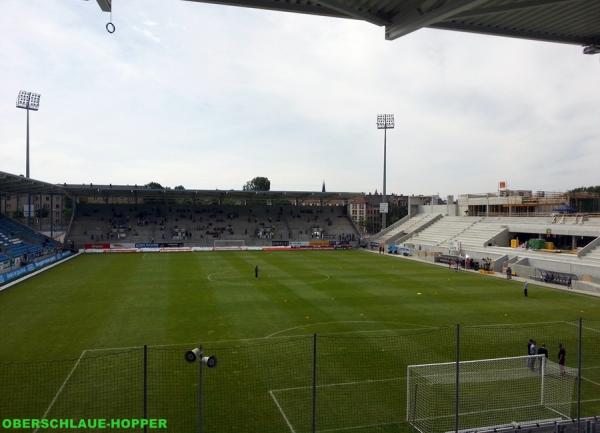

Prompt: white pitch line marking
[
  {"left": 582, "top": 376, "right": 600, "bottom": 387},
  {"left": 467, "top": 320, "right": 575, "bottom": 328},
  {"left": 271, "top": 376, "right": 405, "bottom": 393},
  {"left": 281, "top": 328, "right": 434, "bottom": 338},
  {"left": 265, "top": 321, "right": 438, "bottom": 338},
  {"left": 564, "top": 321, "right": 600, "bottom": 334},
  {"left": 84, "top": 326, "right": 437, "bottom": 352},
  {"left": 268, "top": 390, "right": 296, "bottom": 433},
  {"left": 208, "top": 270, "right": 331, "bottom": 285},
  {"left": 318, "top": 421, "right": 401, "bottom": 432},
  {"left": 33, "top": 350, "right": 87, "bottom": 433}
]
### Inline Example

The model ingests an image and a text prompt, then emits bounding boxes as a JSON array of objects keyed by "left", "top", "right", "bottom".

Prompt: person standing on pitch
[
  {"left": 558, "top": 344, "right": 566, "bottom": 376},
  {"left": 255, "top": 265, "right": 259, "bottom": 279},
  {"left": 523, "top": 281, "right": 529, "bottom": 297},
  {"left": 537, "top": 343, "right": 549, "bottom": 372},
  {"left": 529, "top": 339, "right": 537, "bottom": 370}
]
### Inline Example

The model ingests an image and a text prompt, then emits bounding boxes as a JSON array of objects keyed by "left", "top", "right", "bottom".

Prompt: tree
[
  {"left": 174, "top": 185, "right": 185, "bottom": 191},
  {"left": 571, "top": 186, "right": 600, "bottom": 194},
  {"left": 243, "top": 177, "right": 270, "bottom": 192},
  {"left": 145, "top": 182, "right": 163, "bottom": 189}
]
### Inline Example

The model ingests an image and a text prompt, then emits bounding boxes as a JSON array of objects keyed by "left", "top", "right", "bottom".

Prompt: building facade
[
  {"left": 348, "top": 193, "right": 408, "bottom": 234},
  {"left": 0, "top": 193, "right": 66, "bottom": 229}
]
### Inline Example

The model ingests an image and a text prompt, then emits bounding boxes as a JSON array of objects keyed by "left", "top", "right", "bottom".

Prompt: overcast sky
[{"left": 0, "top": 0, "right": 599, "bottom": 196}]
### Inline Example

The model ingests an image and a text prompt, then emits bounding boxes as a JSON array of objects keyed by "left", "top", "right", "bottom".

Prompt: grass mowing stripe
[{"left": 2, "top": 250, "right": 600, "bottom": 431}]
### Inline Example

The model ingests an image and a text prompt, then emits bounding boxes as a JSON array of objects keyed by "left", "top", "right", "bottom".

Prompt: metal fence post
[
  {"left": 198, "top": 345, "right": 203, "bottom": 433},
  {"left": 144, "top": 345, "right": 148, "bottom": 433},
  {"left": 577, "top": 318, "right": 582, "bottom": 433},
  {"left": 455, "top": 324, "right": 460, "bottom": 433},
  {"left": 312, "top": 333, "right": 317, "bottom": 433}
]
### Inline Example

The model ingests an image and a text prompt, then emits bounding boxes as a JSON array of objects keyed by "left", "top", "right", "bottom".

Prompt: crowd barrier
[{"left": 0, "top": 251, "right": 73, "bottom": 285}]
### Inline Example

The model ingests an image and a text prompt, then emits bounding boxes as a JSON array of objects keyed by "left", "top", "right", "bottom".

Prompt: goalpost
[
  {"left": 407, "top": 355, "right": 577, "bottom": 433},
  {"left": 213, "top": 240, "right": 247, "bottom": 251}
]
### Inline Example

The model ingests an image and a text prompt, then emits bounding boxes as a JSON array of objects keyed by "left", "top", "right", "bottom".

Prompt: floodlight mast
[
  {"left": 16, "top": 91, "right": 41, "bottom": 226},
  {"left": 377, "top": 114, "right": 394, "bottom": 230},
  {"left": 16, "top": 91, "right": 41, "bottom": 179}
]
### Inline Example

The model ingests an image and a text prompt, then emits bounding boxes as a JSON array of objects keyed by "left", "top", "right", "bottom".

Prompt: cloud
[{"left": 0, "top": 0, "right": 598, "bottom": 196}]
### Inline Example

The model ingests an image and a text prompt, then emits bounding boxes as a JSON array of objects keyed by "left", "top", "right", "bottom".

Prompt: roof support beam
[
  {"left": 315, "top": 0, "right": 391, "bottom": 26},
  {"left": 453, "top": 0, "right": 581, "bottom": 19},
  {"left": 429, "top": 21, "right": 586, "bottom": 45},
  {"left": 385, "top": 0, "right": 491, "bottom": 40},
  {"left": 96, "top": 0, "right": 111, "bottom": 12},
  {"left": 184, "top": 0, "right": 348, "bottom": 19}
]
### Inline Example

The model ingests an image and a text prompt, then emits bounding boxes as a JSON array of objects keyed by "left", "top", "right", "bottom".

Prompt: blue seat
[{"left": 0, "top": 216, "right": 60, "bottom": 260}]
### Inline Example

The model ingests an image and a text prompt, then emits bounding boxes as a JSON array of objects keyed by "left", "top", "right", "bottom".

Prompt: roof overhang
[
  {"left": 63, "top": 184, "right": 362, "bottom": 201},
  {"left": 90, "top": 0, "right": 600, "bottom": 48},
  {"left": 0, "top": 171, "right": 67, "bottom": 196}
]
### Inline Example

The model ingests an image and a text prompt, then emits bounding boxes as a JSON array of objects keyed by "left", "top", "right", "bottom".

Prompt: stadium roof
[
  {"left": 0, "top": 171, "right": 360, "bottom": 201},
  {"left": 93, "top": 0, "right": 600, "bottom": 48},
  {"left": 0, "top": 171, "right": 66, "bottom": 195},
  {"left": 63, "top": 183, "right": 362, "bottom": 201}
]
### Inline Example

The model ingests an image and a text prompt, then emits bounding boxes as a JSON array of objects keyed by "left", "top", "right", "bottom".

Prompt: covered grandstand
[
  {"left": 0, "top": 171, "right": 364, "bottom": 252},
  {"left": 62, "top": 183, "right": 362, "bottom": 248},
  {"left": 0, "top": 172, "right": 69, "bottom": 284}
]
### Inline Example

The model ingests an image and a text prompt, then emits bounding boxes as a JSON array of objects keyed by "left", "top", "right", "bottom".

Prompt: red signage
[{"left": 84, "top": 243, "right": 110, "bottom": 249}]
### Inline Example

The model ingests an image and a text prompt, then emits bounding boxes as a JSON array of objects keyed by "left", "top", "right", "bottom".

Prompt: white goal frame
[
  {"left": 407, "top": 354, "right": 576, "bottom": 433},
  {"left": 213, "top": 239, "right": 247, "bottom": 250}
]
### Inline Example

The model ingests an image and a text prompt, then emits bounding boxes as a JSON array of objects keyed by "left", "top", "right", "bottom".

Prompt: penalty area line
[
  {"left": 564, "top": 321, "right": 600, "bottom": 334},
  {"left": 271, "top": 376, "right": 406, "bottom": 393},
  {"left": 318, "top": 421, "right": 401, "bottom": 432},
  {"left": 268, "top": 390, "right": 296, "bottom": 433},
  {"left": 84, "top": 326, "right": 438, "bottom": 353},
  {"left": 582, "top": 376, "right": 600, "bottom": 387},
  {"left": 33, "top": 349, "right": 87, "bottom": 433}
]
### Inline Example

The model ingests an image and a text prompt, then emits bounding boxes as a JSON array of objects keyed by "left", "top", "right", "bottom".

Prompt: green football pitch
[{"left": 0, "top": 250, "right": 599, "bottom": 433}]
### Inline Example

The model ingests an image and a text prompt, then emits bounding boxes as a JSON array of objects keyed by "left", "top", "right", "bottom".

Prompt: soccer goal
[
  {"left": 407, "top": 355, "right": 577, "bottom": 433},
  {"left": 213, "top": 240, "right": 247, "bottom": 250}
]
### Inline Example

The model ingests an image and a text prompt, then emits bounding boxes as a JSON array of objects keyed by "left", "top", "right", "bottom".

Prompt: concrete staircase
[{"left": 373, "top": 213, "right": 442, "bottom": 245}]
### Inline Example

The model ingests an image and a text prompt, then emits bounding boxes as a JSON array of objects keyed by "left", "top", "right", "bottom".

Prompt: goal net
[
  {"left": 213, "top": 240, "right": 247, "bottom": 250},
  {"left": 407, "top": 355, "right": 577, "bottom": 433}
]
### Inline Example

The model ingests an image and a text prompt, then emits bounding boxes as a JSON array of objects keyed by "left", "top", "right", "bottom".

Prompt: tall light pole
[
  {"left": 377, "top": 114, "right": 394, "bottom": 230},
  {"left": 16, "top": 91, "right": 41, "bottom": 178},
  {"left": 16, "top": 90, "right": 41, "bottom": 225}
]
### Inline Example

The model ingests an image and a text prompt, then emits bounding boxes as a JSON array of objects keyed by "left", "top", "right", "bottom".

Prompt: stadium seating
[
  {"left": 372, "top": 213, "right": 441, "bottom": 245},
  {"left": 583, "top": 244, "right": 600, "bottom": 266},
  {"left": 67, "top": 204, "right": 359, "bottom": 247},
  {"left": 438, "top": 219, "right": 507, "bottom": 248},
  {"left": 395, "top": 214, "right": 600, "bottom": 280},
  {"left": 407, "top": 216, "right": 481, "bottom": 247},
  {"left": 0, "top": 216, "right": 59, "bottom": 267}
]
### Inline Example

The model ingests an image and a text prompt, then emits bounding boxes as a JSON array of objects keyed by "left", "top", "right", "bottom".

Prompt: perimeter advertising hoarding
[{"left": 84, "top": 243, "right": 110, "bottom": 249}]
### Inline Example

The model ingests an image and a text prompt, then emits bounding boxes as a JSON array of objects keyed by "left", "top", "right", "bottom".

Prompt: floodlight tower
[
  {"left": 377, "top": 114, "right": 394, "bottom": 230},
  {"left": 16, "top": 91, "right": 41, "bottom": 179},
  {"left": 16, "top": 91, "right": 41, "bottom": 226}
]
